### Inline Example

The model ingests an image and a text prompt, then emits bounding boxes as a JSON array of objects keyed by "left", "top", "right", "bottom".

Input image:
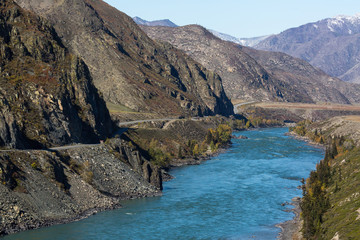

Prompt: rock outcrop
[
  {"left": 0, "top": 138, "right": 161, "bottom": 236},
  {"left": 15, "top": 0, "right": 234, "bottom": 117},
  {"left": 0, "top": 0, "right": 113, "bottom": 149},
  {"left": 141, "top": 24, "right": 360, "bottom": 104}
]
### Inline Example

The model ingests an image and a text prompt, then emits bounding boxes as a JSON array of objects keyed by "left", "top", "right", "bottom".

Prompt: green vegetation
[
  {"left": 30, "top": 162, "right": 38, "bottom": 170},
  {"left": 292, "top": 122, "right": 360, "bottom": 239},
  {"left": 289, "top": 120, "right": 313, "bottom": 137},
  {"left": 147, "top": 139, "right": 171, "bottom": 168},
  {"left": 126, "top": 121, "right": 233, "bottom": 169},
  {"left": 105, "top": 102, "right": 137, "bottom": 113}
]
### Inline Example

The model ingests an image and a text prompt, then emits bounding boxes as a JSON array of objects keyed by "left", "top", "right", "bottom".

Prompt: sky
[{"left": 103, "top": 0, "right": 360, "bottom": 38}]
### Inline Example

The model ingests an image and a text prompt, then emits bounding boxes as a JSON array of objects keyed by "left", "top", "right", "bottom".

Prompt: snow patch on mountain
[{"left": 209, "top": 29, "right": 272, "bottom": 47}]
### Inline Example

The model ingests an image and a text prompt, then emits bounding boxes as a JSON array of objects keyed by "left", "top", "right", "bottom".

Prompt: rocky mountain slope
[
  {"left": 241, "top": 47, "right": 360, "bottom": 104},
  {"left": 255, "top": 14, "right": 360, "bottom": 83},
  {"left": 0, "top": 0, "right": 164, "bottom": 236},
  {"left": 132, "top": 16, "right": 269, "bottom": 47},
  {"left": 15, "top": 0, "right": 233, "bottom": 117},
  {"left": 142, "top": 24, "right": 360, "bottom": 104},
  {"left": 0, "top": 0, "right": 113, "bottom": 149},
  {"left": 133, "top": 16, "right": 178, "bottom": 27},
  {"left": 0, "top": 137, "right": 162, "bottom": 236}
]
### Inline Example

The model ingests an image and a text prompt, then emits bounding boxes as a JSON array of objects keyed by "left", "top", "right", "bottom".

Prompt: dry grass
[
  {"left": 344, "top": 115, "right": 360, "bottom": 122},
  {"left": 254, "top": 102, "right": 360, "bottom": 111}
]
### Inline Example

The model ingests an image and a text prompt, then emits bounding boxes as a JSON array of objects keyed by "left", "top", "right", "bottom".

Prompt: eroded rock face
[
  {"left": 15, "top": 0, "right": 234, "bottom": 117},
  {"left": 0, "top": 0, "right": 113, "bottom": 149}
]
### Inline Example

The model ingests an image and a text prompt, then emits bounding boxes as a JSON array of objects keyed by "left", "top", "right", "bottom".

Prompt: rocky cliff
[
  {"left": 0, "top": 137, "right": 162, "bottom": 236},
  {"left": 141, "top": 24, "right": 360, "bottom": 104},
  {"left": 15, "top": 0, "right": 233, "bottom": 117},
  {"left": 0, "top": 0, "right": 113, "bottom": 149},
  {"left": 255, "top": 14, "right": 360, "bottom": 84}
]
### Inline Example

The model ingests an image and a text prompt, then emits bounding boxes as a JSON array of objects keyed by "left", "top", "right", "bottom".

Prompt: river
[{"left": 4, "top": 128, "right": 324, "bottom": 240}]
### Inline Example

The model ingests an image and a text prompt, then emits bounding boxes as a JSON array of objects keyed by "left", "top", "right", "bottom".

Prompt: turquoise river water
[{"left": 4, "top": 128, "right": 324, "bottom": 240}]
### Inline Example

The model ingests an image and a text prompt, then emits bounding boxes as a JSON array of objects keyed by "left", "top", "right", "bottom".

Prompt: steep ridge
[
  {"left": 0, "top": 0, "right": 113, "bottom": 149},
  {"left": 255, "top": 14, "right": 360, "bottom": 83},
  {"left": 142, "top": 25, "right": 299, "bottom": 102},
  {"left": 15, "top": 0, "right": 233, "bottom": 117},
  {"left": 0, "top": 2, "right": 165, "bottom": 235},
  {"left": 142, "top": 24, "right": 360, "bottom": 104}
]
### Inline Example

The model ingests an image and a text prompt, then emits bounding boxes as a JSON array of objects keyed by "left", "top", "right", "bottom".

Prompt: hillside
[
  {"left": 291, "top": 117, "right": 360, "bottom": 239},
  {"left": 15, "top": 0, "right": 233, "bottom": 118},
  {"left": 142, "top": 24, "right": 360, "bottom": 104},
  {"left": 255, "top": 14, "right": 360, "bottom": 83},
  {"left": 0, "top": 0, "right": 113, "bottom": 149},
  {"left": 0, "top": 0, "right": 166, "bottom": 236}
]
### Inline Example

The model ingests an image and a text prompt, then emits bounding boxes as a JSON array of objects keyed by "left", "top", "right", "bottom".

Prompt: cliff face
[
  {"left": 0, "top": 0, "right": 113, "bottom": 149},
  {"left": 15, "top": 0, "right": 233, "bottom": 117},
  {"left": 141, "top": 24, "right": 360, "bottom": 104}
]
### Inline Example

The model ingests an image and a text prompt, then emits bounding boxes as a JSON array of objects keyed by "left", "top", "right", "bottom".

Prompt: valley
[{"left": 0, "top": 0, "right": 360, "bottom": 239}]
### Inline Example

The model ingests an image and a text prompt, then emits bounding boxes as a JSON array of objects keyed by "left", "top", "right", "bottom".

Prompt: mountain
[
  {"left": 0, "top": 0, "right": 113, "bottom": 149},
  {"left": 209, "top": 30, "right": 271, "bottom": 47},
  {"left": 141, "top": 24, "right": 360, "bottom": 104},
  {"left": 133, "top": 16, "right": 178, "bottom": 27},
  {"left": 255, "top": 14, "right": 360, "bottom": 83},
  {"left": 15, "top": 0, "right": 233, "bottom": 118}
]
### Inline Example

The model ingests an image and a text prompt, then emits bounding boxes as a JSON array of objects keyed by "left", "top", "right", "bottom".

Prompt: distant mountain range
[
  {"left": 255, "top": 14, "right": 360, "bottom": 83},
  {"left": 141, "top": 24, "right": 360, "bottom": 104},
  {"left": 209, "top": 30, "right": 272, "bottom": 47},
  {"left": 133, "top": 16, "right": 270, "bottom": 47},
  {"left": 133, "top": 16, "right": 178, "bottom": 27}
]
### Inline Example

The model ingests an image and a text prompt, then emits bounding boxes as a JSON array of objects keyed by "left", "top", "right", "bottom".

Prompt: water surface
[{"left": 4, "top": 128, "right": 324, "bottom": 240}]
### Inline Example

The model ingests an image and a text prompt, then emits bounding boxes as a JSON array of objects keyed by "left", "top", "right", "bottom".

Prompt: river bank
[
  {"left": 276, "top": 131, "right": 326, "bottom": 239},
  {"left": 277, "top": 197, "right": 303, "bottom": 240},
  {"left": 3, "top": 128, "right": 324, "bottom": 240},
  {"left": 0, "top": 121, "right": 231, "bottom": 238}
]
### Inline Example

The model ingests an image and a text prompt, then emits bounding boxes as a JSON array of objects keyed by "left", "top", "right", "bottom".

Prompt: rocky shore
[
  {"left": 277, "top": 197, "right": 303, "bottom": 240},
  {"left": 0, "top": 138, "right": 162, "bottom": 237}
]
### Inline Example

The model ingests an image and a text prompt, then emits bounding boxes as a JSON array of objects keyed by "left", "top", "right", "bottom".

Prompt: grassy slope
[
  {"left": 292, "top": 119, "right": 360, "bottom": 239},
  {"left": 321, "top": 148, "right": 360, "bottom": 239}
]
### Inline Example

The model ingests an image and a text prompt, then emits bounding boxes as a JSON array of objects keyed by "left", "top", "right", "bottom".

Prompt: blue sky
[{"left": 104, "top": 0, "right": 360, "bottom": 38}]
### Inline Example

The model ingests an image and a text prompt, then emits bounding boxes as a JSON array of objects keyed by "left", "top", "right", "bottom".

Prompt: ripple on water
[{"left": 3, "top": 128, "right": 324, "bottom": 240}]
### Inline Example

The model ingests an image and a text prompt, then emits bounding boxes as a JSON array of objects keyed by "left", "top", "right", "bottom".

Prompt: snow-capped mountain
[
  {"left": 255, "top": 13, "right": 360, "bottom": 83},
  {"left": 133, "top": 16, "right": 178, "bottom": 27},
  {"left": 209, "top": 30, "right": 272, "bottom": 47}
]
